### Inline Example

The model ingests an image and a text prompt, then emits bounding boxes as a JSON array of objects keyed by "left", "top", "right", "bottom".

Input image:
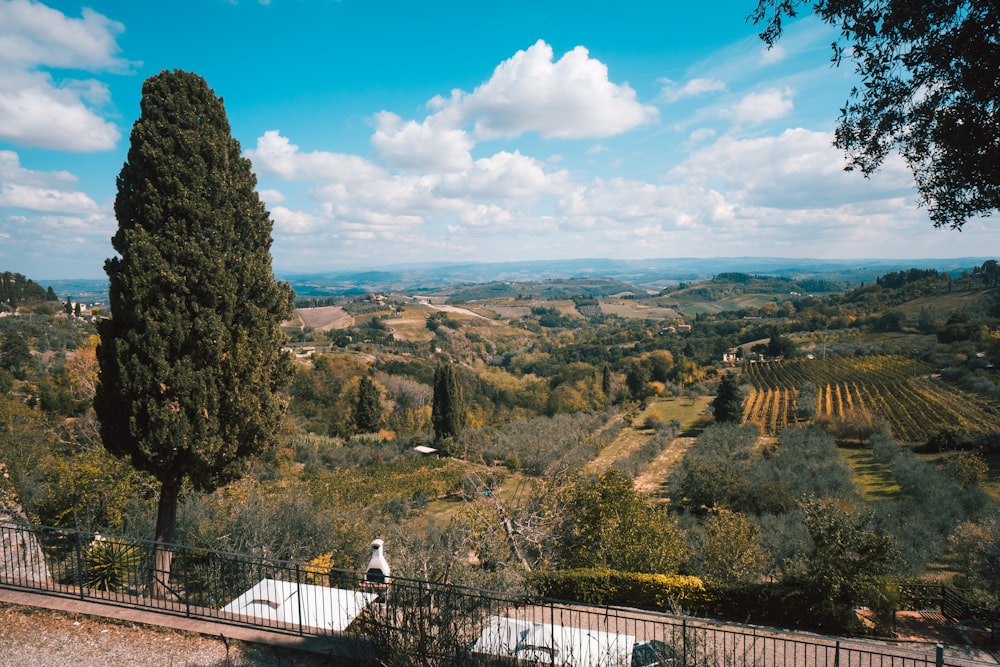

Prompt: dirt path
[
  {"left": 634, "top": 436, "right": 697, "bottom": 498},
  {"left": 583, "top": 423, "right": 650, "bottom": 475},
  {"left": 583, "top": 418, "right": 696, "bottom": 502}
]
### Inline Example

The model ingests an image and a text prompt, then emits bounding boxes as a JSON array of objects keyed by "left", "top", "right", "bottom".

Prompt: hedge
[{"left": 526, "top": 568, "right": 710, "bottom": 612}]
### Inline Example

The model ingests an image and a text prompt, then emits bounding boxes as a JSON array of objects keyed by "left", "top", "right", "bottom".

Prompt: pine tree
[
  {"left": 431, "top": 363, "right": 465, "bottom": 446},
  {"left": 94, "top": 70, "right": 294, "bottom": 593}
]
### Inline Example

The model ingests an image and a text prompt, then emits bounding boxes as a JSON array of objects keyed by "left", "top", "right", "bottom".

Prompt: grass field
[
  {"left": 599, "top": 301, "right": 681, "bottom": 320},
  {"left": 838, "top": 448, "right": 902, "bottom": 501}
]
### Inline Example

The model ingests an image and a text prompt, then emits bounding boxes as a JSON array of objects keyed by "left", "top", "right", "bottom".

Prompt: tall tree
[
  {"left": 431, "top": 363, "right": 465, "bottom": 445},
  {"left": 711, "top": 373, "right": 744, "bottom": 424},
  {"left": 0, "top": 332, "right": 32, "bottom": 380},
  {"left": 95, "top": 70, "right": 294, "bottom": 594},
  {"left": 353, "top": 374, "right": 384, "bottom": 434},
  {"left": 750, "top": 0, "right": 999, "bottom": 229}
]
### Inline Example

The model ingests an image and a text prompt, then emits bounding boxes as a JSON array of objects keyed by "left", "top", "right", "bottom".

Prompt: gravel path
[{"left": 0, "top": 603, "right": 333, "bottom": 667}]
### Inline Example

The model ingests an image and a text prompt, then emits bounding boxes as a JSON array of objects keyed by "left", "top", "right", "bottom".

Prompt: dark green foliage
[
  {"left": 0, "top": 332, "right": 32, "bottom": 380},
  {"left": 0, "top": 272, "right": 52, "bottom": 310},
  {"left": 751, "top": 0, "right": 1000, "bottom": 229},
  {"left": 710, "top": 373, "right": 743, "bottom": 423},
  {"left": 353, "top": 374, "right": 384, "bottom": 433},
  {"left": 95, "top": 70, "right": 294, "bottom": 568},
  {"left": 288, "top": 354, "right": 368, "bottom": 436},
  {"left": 764, "top": 331, "right": 796, "bottom": 358},
  {"left": 789, "top": 497, "right": 901, "bottom": 631},
  {"left": 625, "top": 359, "right": 650, "bottom": 399},
  {"left": 431, "top": 363, "right": 465, "bottom": 444},
  {"left": 876, "top": 268, "right": 941, "bottom": 290},
  {"left": 35, "top": 368, "right": 85, "bottom": 415}
]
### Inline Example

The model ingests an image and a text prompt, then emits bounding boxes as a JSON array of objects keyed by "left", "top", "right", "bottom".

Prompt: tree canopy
[
  {"left": 751, "top": 0, "right": 999, "bottom": 229},
  {"left": 95, "top": 69, "right": 294, "bottom": 589},
  {"left": 431, "top": 363, "right": 465, "bottom": 444},
  {"left": 711, "top": 373, "right": 744, "bottom": 424}
]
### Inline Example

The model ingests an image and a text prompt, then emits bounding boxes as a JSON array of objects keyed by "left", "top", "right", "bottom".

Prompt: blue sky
[{"left": 1, "top": 0, "right": 997, "bottom": 280}]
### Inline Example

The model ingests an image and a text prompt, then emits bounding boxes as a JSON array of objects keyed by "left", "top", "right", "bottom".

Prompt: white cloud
[
  {"left": 558, "top": 177, "right": 735, "bottom": 233},
  {"left": 659, "top": 77, "right": 727, "bottom": 103},
  {"left": 723, "top": 88, "right": 795, "bottom": 125},
  {"left": 458, "top": 204, "right": 513, "bottom": 228},
  {"left": 371, "top": 111, "right": 473, "bottom": 171},
  {"left": 440, "top": 151, "right": 570, "bottom": 200},
  {"left": 258, "top": 188, "right": 285, "bottom": 205},
  {"left": 759, "top": 44, "right": 787, "bottom": 65},
  {"left": 671, "top": 128, "right": 914, "bottom": 210},
  {"left": 0, "top": 0, "right": 130, "bottom": 70},
  {"left": 431, "top": 40, "right": 658, "bottom": 140},
  {"left": 247, "top": 130, "right": 385, "bottom": 182},
  {"left": 0, "top": 71, "right": 120, "bottom": 151},
  {"left": 269, "top": 206, "right": 325, "bottom": 235},
  {"left": 0, "top": 1, "right": 129, "bottom": 151},
  {"left": 0, "top": 150, "right": 98, "bottom": 213}
]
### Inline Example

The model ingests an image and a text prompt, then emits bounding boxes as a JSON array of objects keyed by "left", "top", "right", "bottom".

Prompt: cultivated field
[
  {"left": 293, "top": 305, "right": 353, "bottom": 331},
  {"left": 740, "top": 355, "right": 1000, "bottom": 441},
  {"left": 598, "top": 301, "right": 681, "bottom": 320}
]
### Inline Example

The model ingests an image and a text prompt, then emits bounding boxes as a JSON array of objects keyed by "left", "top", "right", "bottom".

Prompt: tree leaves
[{"left": 752, "top": 0, "right": 1000, "bottom": 228}]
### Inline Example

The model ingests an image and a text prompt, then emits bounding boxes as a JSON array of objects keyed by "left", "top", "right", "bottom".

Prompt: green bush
[
  {"left": 83, "top": 536, "right": 141, "bottom": 592},
  {"left": 527, "top": 568, "right": 709, "bottom": 612}
]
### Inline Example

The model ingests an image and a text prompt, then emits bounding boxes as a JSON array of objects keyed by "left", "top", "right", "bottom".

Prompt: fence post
[
  {"left": 550, "top": 601, "right": 556, "bottom": 667},
  {"left": 75, "top": 531, "right": 85, "bottom": 601},
  {"left": 682, "top": 618, "right": 688, "bottom": 666},
  {"left": 184, "top": 554, "right": 190, "bottom": 618},
  {"left": 296, "top": 563, "right": 304, "bottom": 637},
  {"left": 834, "top": 640, "right": 840, "bottom": 667},
  {"left": 936, "top": 643, "right": 944, "bottom": 667}
]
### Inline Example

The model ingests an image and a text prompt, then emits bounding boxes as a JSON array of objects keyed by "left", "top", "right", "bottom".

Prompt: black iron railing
[{"left": 1, "top": 521, "right": 995, "bottom": 667}]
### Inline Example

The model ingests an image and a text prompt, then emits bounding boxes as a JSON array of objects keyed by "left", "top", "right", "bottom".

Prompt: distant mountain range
[{"left": 41, "top": 256, "right": 993, "bottom": 303}]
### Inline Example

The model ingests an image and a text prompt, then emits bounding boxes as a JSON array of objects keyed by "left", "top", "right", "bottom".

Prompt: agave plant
[{"left": 83, "top": 536, "right": 141, "bottom": 593}]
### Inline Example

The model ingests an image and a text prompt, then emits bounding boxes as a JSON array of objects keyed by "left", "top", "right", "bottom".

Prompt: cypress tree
[
  {"left": 353, "top": 374, "right": 384, "bottom": 433},
  {"left": 711, "top": 373, "right": 744, "bottom": 424},
  {"left": 95, "top": 70, "right": 294, "bottom": 593},
  {"left": 431, "top": 363, "right": 465, "bottom": 445}
]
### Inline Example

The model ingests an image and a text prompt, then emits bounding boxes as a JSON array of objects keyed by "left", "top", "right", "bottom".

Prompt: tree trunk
[{"left": 150, "top": 476, "right": 181, "bottom": 598}]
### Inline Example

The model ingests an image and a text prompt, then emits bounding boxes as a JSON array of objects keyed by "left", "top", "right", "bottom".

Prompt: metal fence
[{"left": 1, "top": 520, "right": 995, "bottom": 667}]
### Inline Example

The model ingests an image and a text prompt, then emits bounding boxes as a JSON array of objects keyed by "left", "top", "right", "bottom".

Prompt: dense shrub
[{"left": 527, "top": 568, "right": 708, "bottom": 611}]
